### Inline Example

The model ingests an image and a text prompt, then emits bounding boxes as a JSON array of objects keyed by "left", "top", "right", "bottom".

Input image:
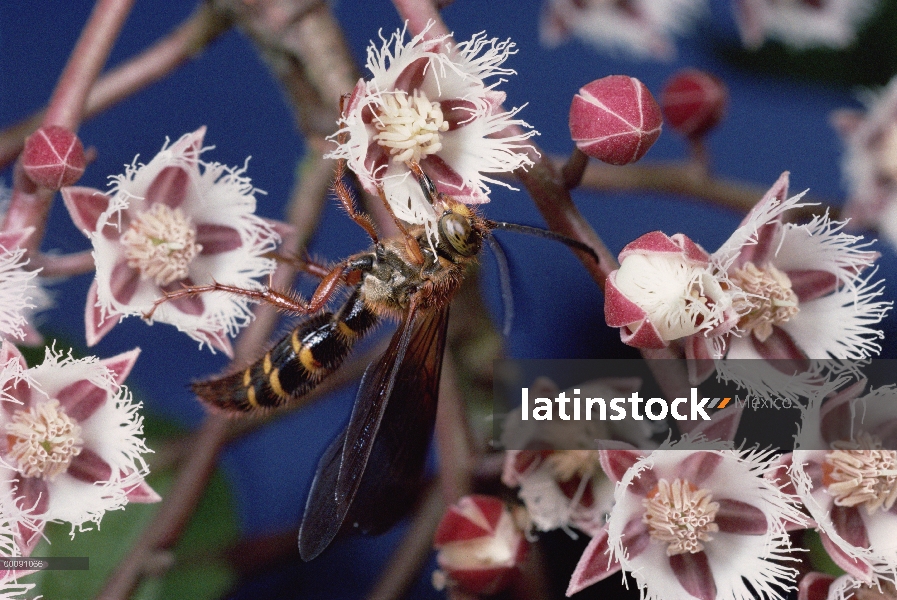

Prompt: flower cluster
[
  {"left": 63, "top": 127, "right": 282, "bottom": 356},
  {"left": 327, "top": 24, "right": 537, "bottom": 241},
  {"left": 734, "top": 0, "right": 881, "bottom": 49},
  {"left": 605, "top": 172, "right": 891, "bottom": 394}
]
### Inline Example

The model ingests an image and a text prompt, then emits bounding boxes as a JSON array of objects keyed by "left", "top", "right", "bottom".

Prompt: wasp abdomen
[{"left": 193, "top": 290, "right": 378, "bottom": 412}]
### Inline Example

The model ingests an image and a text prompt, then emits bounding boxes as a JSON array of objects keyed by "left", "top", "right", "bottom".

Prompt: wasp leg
[
  {"left": 143, "top": 262, "right": 354, "bottom": 320},
  {"left": 333, "top": 152, "right": 379, "bottom": 245},
  {"left": 265, "top": 251, "right": 335, "bottom": 280},
  {"left": 375, "top": 184, "right": 425, "bottom": 266}
]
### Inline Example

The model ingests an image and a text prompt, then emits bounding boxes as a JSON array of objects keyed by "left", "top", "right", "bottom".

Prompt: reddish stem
[{"left": 44, "top": 0, "right": 135, "bottom": 129}]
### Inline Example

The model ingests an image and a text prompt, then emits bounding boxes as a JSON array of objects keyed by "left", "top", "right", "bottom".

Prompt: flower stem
[
  {"left": 562, "top": 147, "right": 589, "bottom": 190},
  {"left": 0, "top": 4, "right": 230, "bottom": 170}
]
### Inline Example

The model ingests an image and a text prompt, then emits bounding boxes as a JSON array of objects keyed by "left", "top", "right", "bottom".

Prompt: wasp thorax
[
  {"left": 5, "top": 399, "right": 84, "bottom": 480},
  {"left": 372, "top": 90, "right": 449, "bottom": 164},
  {"left": 121, "top": 203, "right": 202, "bottom": 286},
  {"left": 439, "top": 212, "right": 479, "bottom": 257}
]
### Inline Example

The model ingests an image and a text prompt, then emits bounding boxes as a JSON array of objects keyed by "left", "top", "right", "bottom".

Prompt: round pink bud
[
  {"left": 433, "top": 495, "right": 528, "bottom": 595},
  {"left": 22, "top": 125, "right": 86, "bottom": 190},
  {"left": 569, "top": 75, "right": 662, "bottom": 166},
  {"left": 661, "top": 69, "right": 728, "bottom": 139}
]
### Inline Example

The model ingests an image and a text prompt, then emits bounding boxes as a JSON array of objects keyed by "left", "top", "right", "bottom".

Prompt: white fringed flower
[
  {"left": 791, "top": 379, "right": 897, "bottom": 583},
  {"left": 833, "top": 75, "right": 897, "bottom": 251},
  {"left": 0, "top": 341, "right": 158, "bottom": 536},
  {"left": 0, "top": 229, "right": 41, "bottom": 344},
  {"left": 568, "top": 444, "right": 804, "bottom": 599},
  {"left": 734, "top": 0, "right": 881, "bottom": 49},
  {"left": 501, "top": 377, "right": 652, "bottom": 536},
  {"left": 703, "top": 173, "right": 891, "bottom": 396},
  {"left": 329, "top": 24, "right": 537, "bottom": 240},
  {"left": 62, "top": 127, "right": 281, "bottom": 356},
  {"left": 540, "top": 0, "right": 707, "bottom": 60},
  {"left": 799, "top": 572, "right": 897, "bottom": 600}
]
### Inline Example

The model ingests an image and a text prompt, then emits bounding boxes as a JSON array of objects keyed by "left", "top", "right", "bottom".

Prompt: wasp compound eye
[{"left": 439, "top": 212, "right": 479, "bottom": 257}]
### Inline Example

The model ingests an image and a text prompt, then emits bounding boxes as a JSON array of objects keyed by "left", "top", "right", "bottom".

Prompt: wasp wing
[{"left": 298, "top": 301, "right": 449, "bottom": 561}]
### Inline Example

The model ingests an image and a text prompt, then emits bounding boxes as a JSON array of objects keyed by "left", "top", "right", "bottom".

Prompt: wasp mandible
[{"left": 148, "top": 154, "right": 600, "bottom": 561}]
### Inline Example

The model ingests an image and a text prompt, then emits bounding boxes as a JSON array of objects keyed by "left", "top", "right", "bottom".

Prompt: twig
[
  {"left": 366, "top": 482, "right": 445, "bottom": 600},
  {"left": 434, "top": 354, "right": 475, "bottom": 505},
  {"left": 31, "top": 250, "right": 95, "bottom": 277},
  {"left": 4, "top": 0, "right": 135, "bottom": 250},
  {"left": 390, "top": 0, "right": 450, "bottom": 38},
  {"left": 0, "top": 3, "right": 231, "bottom": 170}
]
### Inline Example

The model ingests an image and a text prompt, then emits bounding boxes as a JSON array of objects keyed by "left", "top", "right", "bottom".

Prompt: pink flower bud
[
  {"left": 569, "top": 75, "right": 662, "bottom": 165},
  {"left": 433, "top": 495, "right": 528, "bottom": 595},
  {"left": 661, "top": 69, "right": 728, "bottom": 139},
  {"left": 22, "top": 125, "right": 86, "bottom": 190}
]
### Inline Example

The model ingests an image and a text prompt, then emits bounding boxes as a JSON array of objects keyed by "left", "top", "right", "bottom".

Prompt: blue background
[{"left": 1, "top": 0, "right": 895, "bottom": 598}]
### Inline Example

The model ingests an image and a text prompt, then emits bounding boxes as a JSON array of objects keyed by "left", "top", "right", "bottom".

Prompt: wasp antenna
[
  {"left": 486, "top": 221, "right": 601, "bottom": 265},
  {"left": 485, "top": 234, "right": 514, "bottom": 337}
]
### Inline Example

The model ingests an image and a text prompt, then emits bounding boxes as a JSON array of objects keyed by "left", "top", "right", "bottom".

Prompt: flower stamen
[
  {"left": 824, "top": 432, "right": 897, "bottom": 514},
  {"left": 643, "top": 478, "right": 720, "bottom": 556},
  {"left": 5, "top": 399, "right": 83, "bottom": 480},
  {"left": 730, "top": 262, "right": 799, "bottom": 341},
  {"left": 372, "top": 90, "right": 449, "bottom": 164},
  {"left": 121, "top": 203, "right": 201, "bottom": 286}
]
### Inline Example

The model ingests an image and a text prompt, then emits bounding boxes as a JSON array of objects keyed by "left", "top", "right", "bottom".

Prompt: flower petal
[
  {"left": 600, "top": 449, "right": 654, "bottom": 493},
  {"left": 392, "top": 56, "right": 429, "bottom": 93},
  {"left": 421, "top": 154, "right": 488, "bottom": 204},
  {"left": 566, "top": 527, "right": 622, "bottom": 596},
  {"left": 14, "top": 474, "right": 49, "bottom": 514},
  {"left": 124, "top": 476, "right": 162, "bottom": 503},
  {"left": 669, "top": 551, "right": 717, "bottom": 600},
  {"left": 819, "top": 530, "right": 873, "bottom": 581},
  {"left": 686, "top": 406, "right": 744, "bottom": 446},
  {"left": 57, "top": 379, "right": 107, "bottom": 422},
  {"left": 676, "top": 452, "right": 723, "bottom": 486},
  {"left": 61, "top": 186, "right": 111, "bottom": 234},
  {"left": 110, "top": 260, "right": 141, "bottom": 306},
  {"left": 830, "top": 505, "right": 869, "bottom": 550},
  {"left": 145, "top": 165, "right": 191, "bottom": 209},
  {"left": 750, "top": 326, "right": 810, "bottom": 366},
  {"left": 196, "top": 223, "right": 243, "bottom": 255},
  {"left": 85, "top": 279, "right": 120, "bottom": 347},
  {"left": 797, "top": 572, "right": 836, "bottom": 600},
  {"left": 67, "top": 448, "right": 113, "bottom": 484},
  {"left": 788, "top": 269, "right": 839, "bottom": 303},
  {"left": 0, "top": 227, "right": 34, "bottom": 250},
  {"left": 440, "top": 99, "right": 478, "bottom": 130},
  {"left": 98, "top": 348, "right": 141, "bottom": 387},
  {"left": 714, "top": 498, "right": 768, "bottom": 534},
  {"left": 168, "top": 126, "right": 206, "bottom": 166}
]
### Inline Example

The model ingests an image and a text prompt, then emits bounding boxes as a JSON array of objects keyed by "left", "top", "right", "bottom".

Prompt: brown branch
[
  {"left": 0, "top": 3, "right": 231, "bottom": 170},
  {"left": 366, "top": 482, "right": 445, "bottom": 600},
  {"left": 31, "top": 250, "right": 95, "bottom": 277}
]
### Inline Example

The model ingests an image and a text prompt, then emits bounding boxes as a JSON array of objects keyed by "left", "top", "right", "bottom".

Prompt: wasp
[{"left": 149, "top": 156, "right": 599, "bottom": 561}]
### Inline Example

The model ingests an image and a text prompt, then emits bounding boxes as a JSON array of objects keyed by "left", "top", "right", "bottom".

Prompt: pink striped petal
[
  {"left": 124, "top": 476, "right": 161, "bottom": 503},
  {"left": 788, "top": 270, "right": 839, "bottom": 303},
  {"left": 14, "top": 475, "right": 49, "bottom": 514},
  {"left": 1, "top": 342, "right": 30, "bottom": 414},
  {"left": 421, "top": 155, "right": 488, "bottom": 204},
  {"left": 688, "top": 405, "right": 744, "bottom": 445},
  {"left": 714, "top": 498, "right": 768, "bottom": 534},
  {"left": 670, "top": 551, "right": 717, "bottom": 600},
  {"left": 393, "top": 56, "right": 429, "bottom": 93},
  {"left": 566, "top": 527, "right": 622, "bottom": 596},
  {"left": 604, "top": 272, "right": 648, "bottom": 327},
  {"left": 198, "top": 328, "right": 234, "bottom": 358},
  {"left": 619, "top": 231, "right": 686, "bottom": 260},
  {"left": 440, "top": 99, "right": 477, "bottom": 130},
  {"left": 676, "top": 452, "right": 723, "bottom": 485},
  {"left": 61, "top": 186, "right": 111, "bottom": 234},
  {"left": 168, "top": 126, "right": 206, "bottom": 166},
  {"left": 99, "top": 348, "right": 141, "bottom": 387},
  {"left": 830, "top": 505, "right": 869, "bottom": 550},
  {"left": 798, "top": 572, "right": 836, "bottom": 600},
  {"left": 85, "top": 280, "right": 120, "bottom": 347},
  {"left": 819, "top": 529, "right": 873, "bottom": 582},
  {"left": 0, "top": 227, "right": 34, "bottom": 250},
  {"left": 819, "top": 379, "right": 866, "bottom": 445},
  {"left": 600, "top": 449, "right": 654, "bottom": 494},
  {"left": 67, "top": 448, "right": 113, "bottom": 483},
  {"left": 196, "top": 223, "right": 242, "bottom": 254},
  {"left": 750, "top": 327, "right": 809, "bottom": 366},
  {"left": 145, "top": 165, "right": 190, "bottom": 209},
  {"left": 57, "top": 379, "right": 106, "bottom": 422},
  {"left": 363, "top": 140, "right": 389, "bottom": 185},
  {"left": 161, "top": 280, "right": 204, "bottom": 316},
  {"left": 110, "top": 261, "right": 141, "bottom": 306}
]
